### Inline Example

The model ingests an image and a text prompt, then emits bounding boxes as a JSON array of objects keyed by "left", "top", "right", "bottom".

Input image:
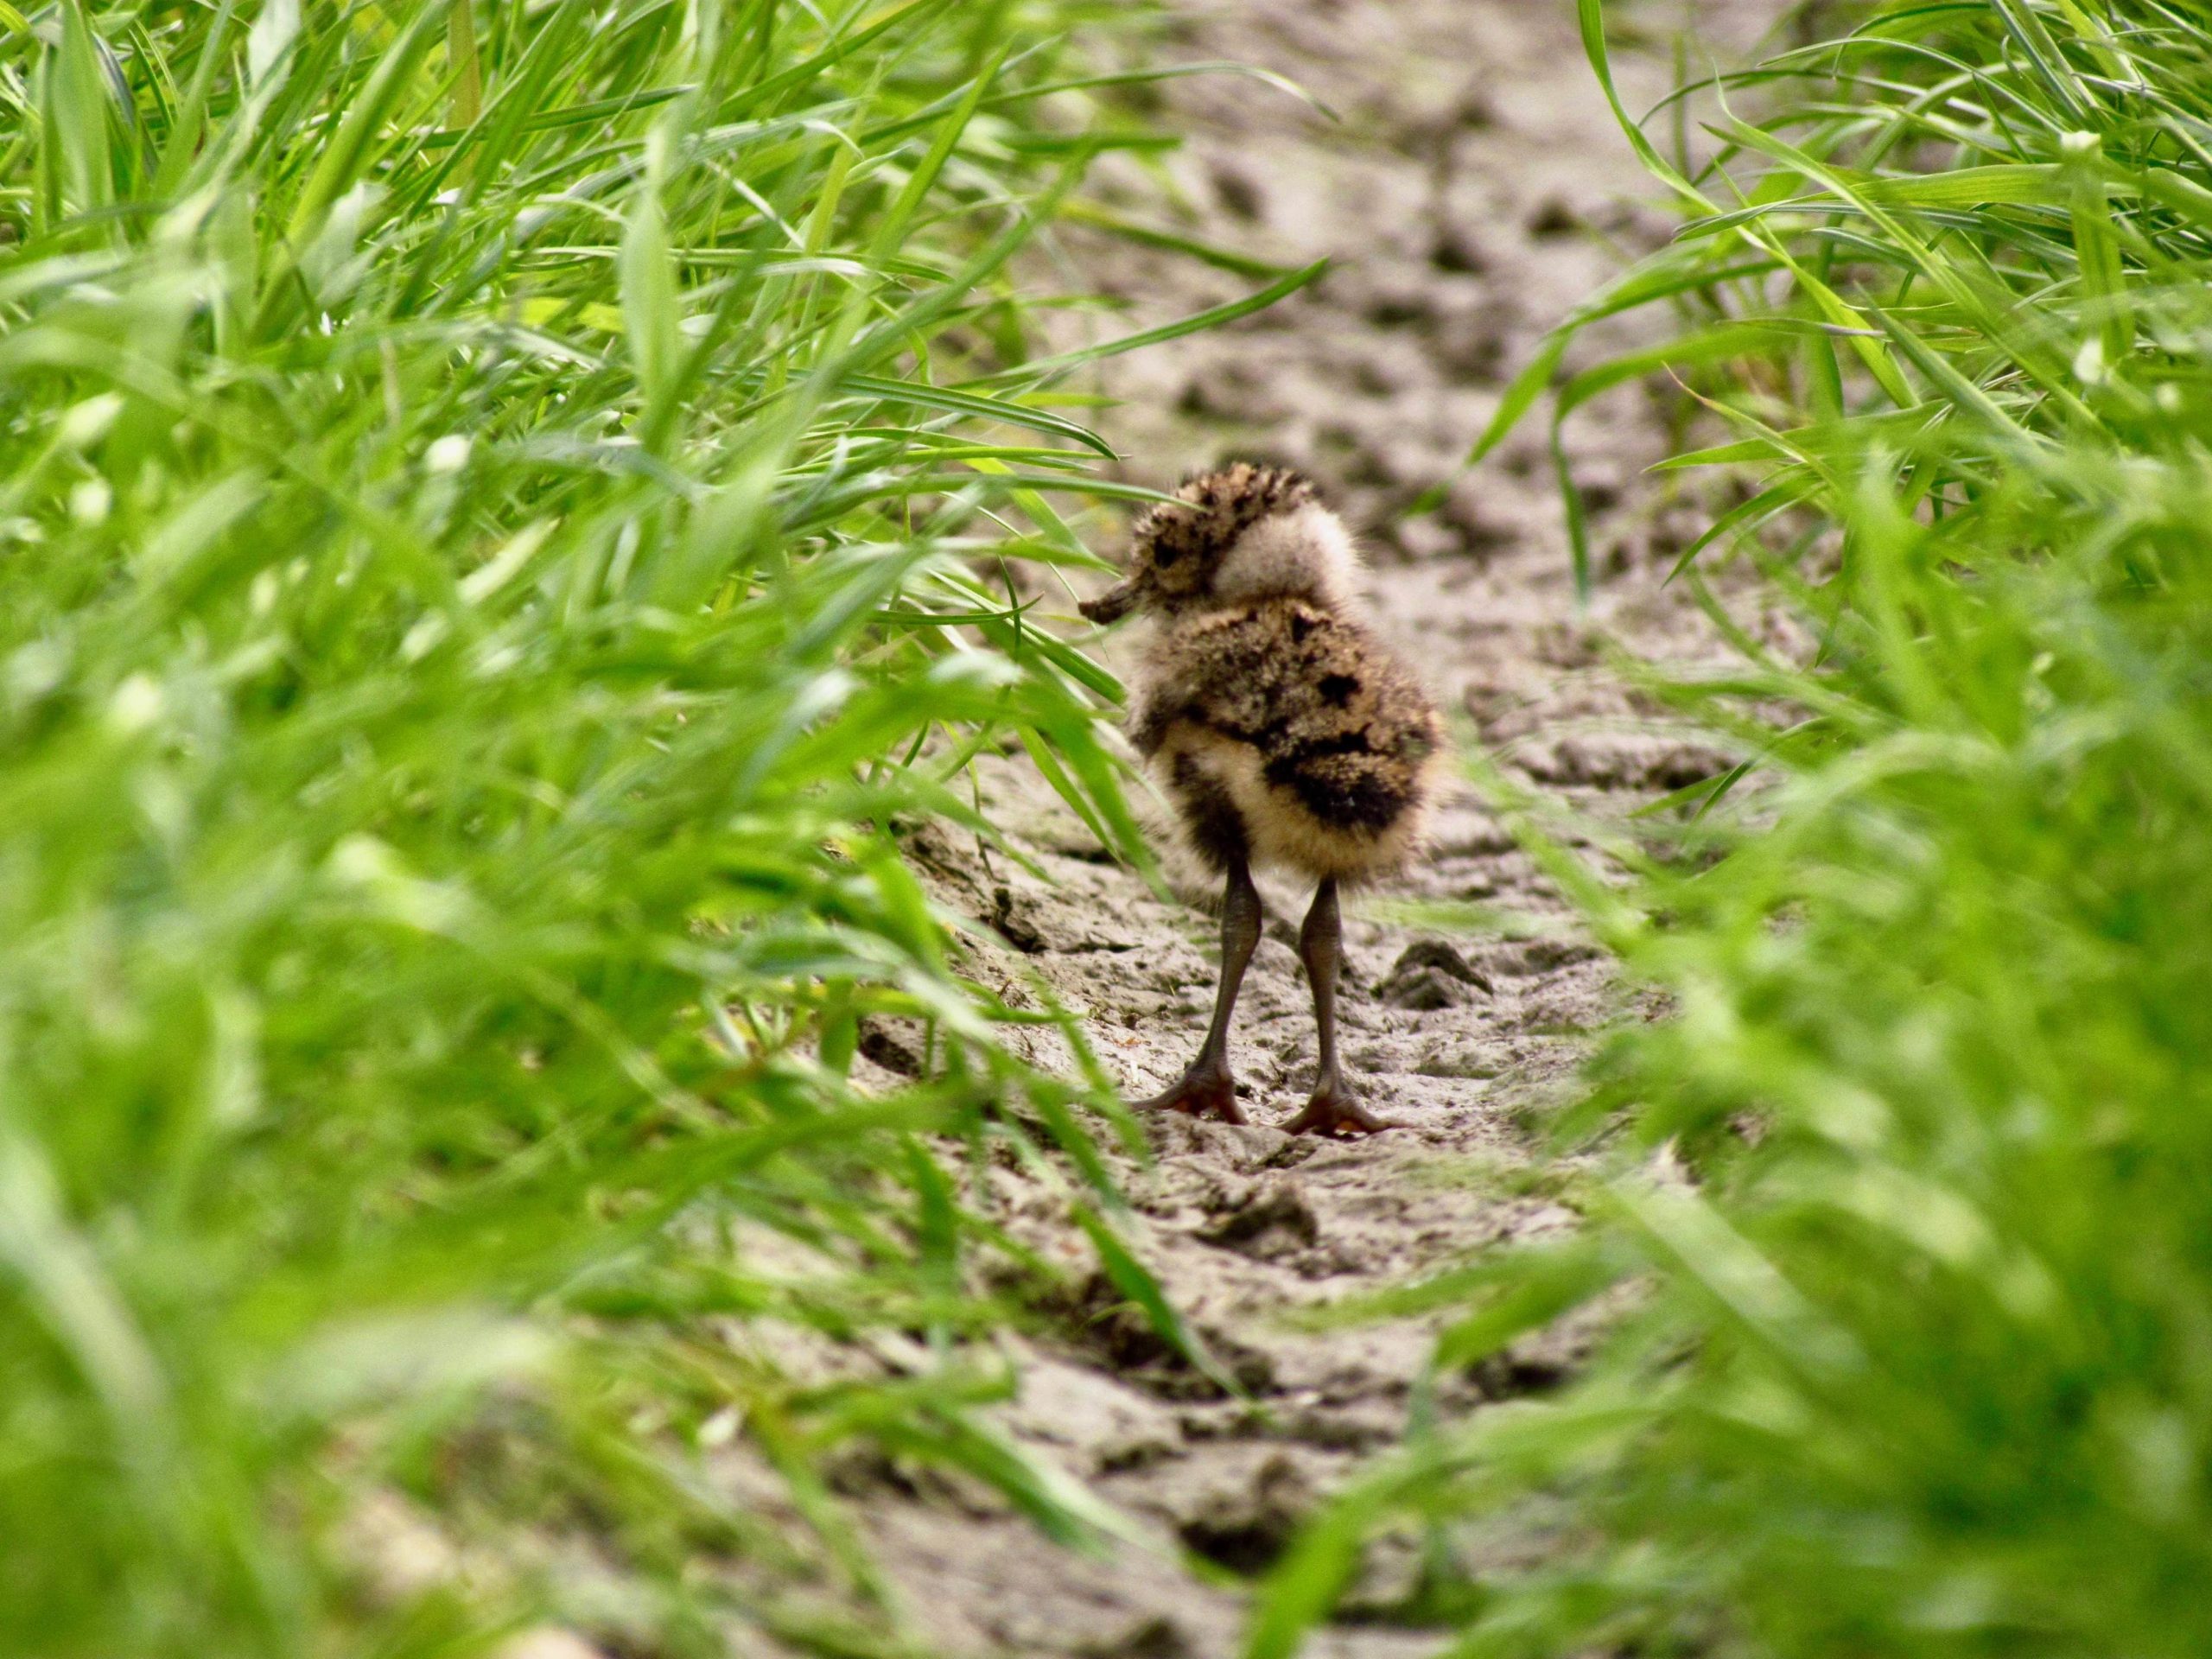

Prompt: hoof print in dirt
[
  {"left": 1209, "top": 157, "right": 1267, "bottom": 222},
  {"left": 855, "top": 1016, "right": 925, "bottom": 1077},
  {"left": 1376, "top": 939, "right": 1494, "bottom": 1008},
  {"left": 1069, "top": 1273, "right": 1272, "bottom": 1400},
  {"left": 1378, "top": 966, "right": 1469, "bottom": 1011},
  {"left": 1492, "top": 936, "right": 1600, "bottom": 977},
  {"left": 1414, "top": 1046, "right": 1502, "bottom": 1080},
  {"left": 1526, "top": 195, "right": 1586, "bottom": 238},
  {"left": 989, "top": 882, "right": 1049, "bottom": 953},
  {"left": 1469, "top": 1351, "right": 1571, "bottom": 1401},
  {"left": 823, "top": 1439, "right": 1018, "bottom": 1515},
  {"left": 1170, "top": 1452, "right": 1315, "bottom": 1576},
  {"left": 1429, "top": 223, "right": 1488, "bottom": 275},
  {"left": 1198, "top": 1180, "right": 1319, "bottom": 1259},
  {"left": 1518, "top": 734, "right": 1733, "bottom": 792},
  {"left": 1073, "top": 1614, "right": 1192, "bottom": 1659}
]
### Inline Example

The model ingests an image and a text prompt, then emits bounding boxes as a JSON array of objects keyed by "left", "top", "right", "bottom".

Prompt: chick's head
[{"left": 1079, "top": 463, "right": 1358, "bottom": 625}]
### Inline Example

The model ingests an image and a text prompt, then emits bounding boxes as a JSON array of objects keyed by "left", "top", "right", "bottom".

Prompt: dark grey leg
[
  {"left": 1133, "top": 858, "right": 1261, "bottom": 1125},
  {"left": 1283, "top": 877, "right": 1395, "bottom": 1136}
]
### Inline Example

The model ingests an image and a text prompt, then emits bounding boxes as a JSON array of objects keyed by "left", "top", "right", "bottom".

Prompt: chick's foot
[
  {"left": 1281, "top": 1089, "right": 1395, "bottom": 1137},
  {"left": 1132, "top": 1067, "right": 1247, "bottom": 1126}
]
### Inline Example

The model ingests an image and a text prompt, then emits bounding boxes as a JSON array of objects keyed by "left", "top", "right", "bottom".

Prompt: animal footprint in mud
[
  {"left": 1070, "top": 1270, "right": 1275, "bottom": 1399},
  {"left": 988, "top": 882, "right": 1048, "bottom": 954},
  {"left": 1169, "top": 1451, "right": 1318, "bottom": 1576},
  {"left": 1197, "top": 1179, "right": 1319, "bottom": 1260},
  {"left": 1376, "top": 938, "right": 1495, "bottom": 1009},
  {"left": 1072, "top": 1614, "right": 1193, "bottom": 1659}
]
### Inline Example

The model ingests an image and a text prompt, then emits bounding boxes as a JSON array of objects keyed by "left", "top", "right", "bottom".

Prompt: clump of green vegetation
[
  {"left": 0, "top": 2, "right": 1309, "bottom": 1652},
  {"left": 1255, "top": 2, "right": 2212, "bottom": 1654}
]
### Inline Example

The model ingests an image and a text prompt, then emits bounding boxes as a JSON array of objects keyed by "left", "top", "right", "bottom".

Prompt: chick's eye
[{"left": 1154, "top": 543, "right": 1181, "bottom": 567}]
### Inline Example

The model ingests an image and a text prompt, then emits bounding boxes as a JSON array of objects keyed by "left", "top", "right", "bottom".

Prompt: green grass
[
  {"left": 0, "top": 2, "right": 1325, "bottom": 1653},
  {"left": 1254, "top": 2, "right": 2212, "bottom": 1656}
]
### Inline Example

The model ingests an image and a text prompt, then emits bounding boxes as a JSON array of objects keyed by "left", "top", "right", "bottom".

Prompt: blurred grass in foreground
[
  {"left": 1256, "top": 2, "right": 2212, "bottom": 1655},
  {"left": 0, "top": 1, "right": 1319, "bottom": 1652}
]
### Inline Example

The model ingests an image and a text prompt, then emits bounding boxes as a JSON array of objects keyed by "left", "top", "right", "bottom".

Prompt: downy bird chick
[{"left": 1079, "top": 464, "right": 1444, "bottom": 1136}]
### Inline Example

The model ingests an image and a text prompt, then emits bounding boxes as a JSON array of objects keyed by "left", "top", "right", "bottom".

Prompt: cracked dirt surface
[
  {"left": 759, "top": 2, "right": 1789, "bottom": 1655},
  {"left": 324, "top": 8, "right": 1811, "bottom": 1655}
]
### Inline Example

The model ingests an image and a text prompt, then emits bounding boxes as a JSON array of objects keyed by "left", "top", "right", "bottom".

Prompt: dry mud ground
[
  {"left": 804, "top": 3, "right": 1792, "bottom": 1656},
  {"left": 347, "top": 7, "right": 1810, "bottom": 1655}
]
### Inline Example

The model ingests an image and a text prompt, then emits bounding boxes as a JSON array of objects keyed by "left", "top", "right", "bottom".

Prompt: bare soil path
[{"left": 783, "top": 3, "right": 1781, "bottom": 1654}]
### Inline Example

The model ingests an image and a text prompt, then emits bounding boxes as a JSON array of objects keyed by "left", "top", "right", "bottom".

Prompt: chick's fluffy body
[{"left": 1109, "top": 466, "right": 1443, "bottom": 883}]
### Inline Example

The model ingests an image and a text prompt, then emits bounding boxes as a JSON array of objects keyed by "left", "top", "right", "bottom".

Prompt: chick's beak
[{"left": 1078, "top": 578, "right": 1139, "bottom": 626}]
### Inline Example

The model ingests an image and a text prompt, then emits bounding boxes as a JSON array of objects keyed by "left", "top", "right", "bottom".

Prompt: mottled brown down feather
[{"left": 1085, "top": 465, "right": 1444, "bottom": 884}]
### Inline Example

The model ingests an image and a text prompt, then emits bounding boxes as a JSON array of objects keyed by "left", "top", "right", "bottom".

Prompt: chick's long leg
[
  {"left": 1283, "top": 877, "right": 1396, "bottom": 1136},
  {"left": 1133, "top": 857, "right": 1261, "bottom": 1125}
]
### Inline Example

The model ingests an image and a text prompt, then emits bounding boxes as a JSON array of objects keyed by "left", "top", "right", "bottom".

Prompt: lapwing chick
[{"left": 1079, "top": 464, "right": 1444, "bottom": 1136}]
